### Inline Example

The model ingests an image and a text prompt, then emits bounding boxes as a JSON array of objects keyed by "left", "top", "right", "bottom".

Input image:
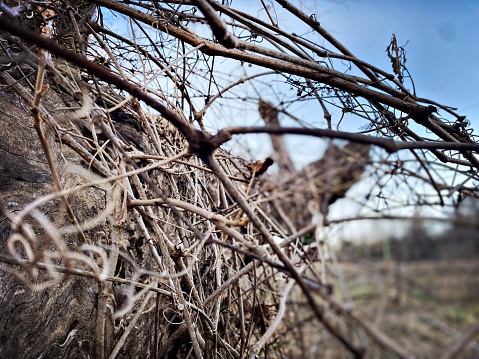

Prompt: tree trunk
[
  {"left": 0, "top": 75, "right": 99, "bottom": 357},
  {"left": 0, "top": 7, "right": 158, "bottom": 357}
]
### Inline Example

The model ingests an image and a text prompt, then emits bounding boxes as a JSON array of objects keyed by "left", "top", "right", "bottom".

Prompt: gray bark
[
  {"left": 0, "top": 63, "right": 158, "bottom": 359},
  {"left": 0, "top": 78, "right": 100, "bottom": 358}
]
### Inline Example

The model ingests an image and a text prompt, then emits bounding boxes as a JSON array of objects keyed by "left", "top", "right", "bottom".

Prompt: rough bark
[
  {"left": 0, "top": 64, "right": 162, "bottom": 358},
  {"left": 0, "top": 75, "right": 99, "bottom": 358}
]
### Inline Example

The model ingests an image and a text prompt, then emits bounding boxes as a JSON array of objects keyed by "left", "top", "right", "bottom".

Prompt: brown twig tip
[{"left": 245, "top": 157, "right": 274, "bottom": 177}]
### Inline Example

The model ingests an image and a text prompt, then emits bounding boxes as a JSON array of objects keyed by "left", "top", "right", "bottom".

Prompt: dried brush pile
[
  {"left": 1, "top": 1, "right": 478, "bottom": 359},
  {"left": 0, "top": 65, "right": 361, "bottom": 358}
]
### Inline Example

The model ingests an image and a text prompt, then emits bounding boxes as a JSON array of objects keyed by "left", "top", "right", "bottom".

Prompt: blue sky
[
  {"left": 224, "top": 1, "right": 479, "bottom": 166},
  {"left": 226, "top": 0, "right": 479, "bottom": 162},
  {"left": 314, "top": 0, "right": 479, "bottom": 126},
  {"left": 228, "top": 0, "right": 479, "bottom": 166},
  {"left": 231, "top": 1, "right": 479, "bottom": 243},
  {"left": 308, "top": 0, "right": 479, "bottom": 241}
]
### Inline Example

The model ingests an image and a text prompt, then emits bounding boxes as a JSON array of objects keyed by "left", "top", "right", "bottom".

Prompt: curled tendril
[
  {"left": 66, "top": 245, "right": 110, "bottom": 282},
  {"left": 6, "top": 229, "right": 64, "bottom": 291},
  {"left": 7, "top": 233, "right": 36, "bottom": 268}
]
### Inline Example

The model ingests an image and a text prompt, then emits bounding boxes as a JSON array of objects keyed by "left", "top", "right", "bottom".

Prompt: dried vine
[{"left": 0, "top": 1, "right": 477, "bottom": 358}]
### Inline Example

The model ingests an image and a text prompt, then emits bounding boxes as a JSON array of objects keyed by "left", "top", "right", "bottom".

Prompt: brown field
[{"left": 276, "top": 259, "right": 479, "bottom": 359}]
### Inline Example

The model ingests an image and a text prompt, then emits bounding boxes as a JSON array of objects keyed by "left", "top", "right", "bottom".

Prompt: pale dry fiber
[{"left": 0, "top": 1, "right": 478, "bottom": 358}]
